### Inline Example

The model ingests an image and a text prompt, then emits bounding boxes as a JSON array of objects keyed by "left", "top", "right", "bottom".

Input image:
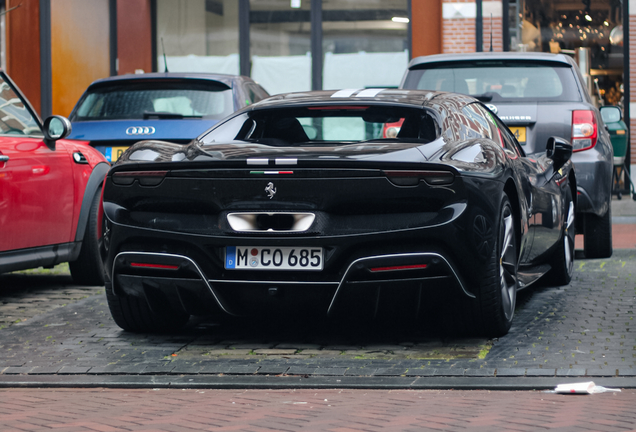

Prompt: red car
[{"left": 0, "top": 71, "right": 110, "bottom": 285}]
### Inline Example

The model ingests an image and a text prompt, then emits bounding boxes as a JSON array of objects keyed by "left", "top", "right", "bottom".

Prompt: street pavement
[
  {"left": 1, "top": 387, "right": 635, "bottom": 431},
  {"left": 0, "top": 197, "right": 635, "bottom": 430}
]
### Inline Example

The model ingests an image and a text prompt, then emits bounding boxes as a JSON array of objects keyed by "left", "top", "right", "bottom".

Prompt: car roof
[
  {"left": 250, "top": 89, "right": 476, "bottom": 111},
  {"left": 408, "top": 51, "right": 577, "bottom": 69},
  {"left": 84, "top": 72, "right": 255, "bottom": 89}
]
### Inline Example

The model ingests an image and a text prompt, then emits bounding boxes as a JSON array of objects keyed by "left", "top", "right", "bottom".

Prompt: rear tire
[
  {"left": 476, "top": 195, "right": 518, "bottom": 337},
  {"left": 546, "top": 188, "right": 575, "bottom": 286},
  {"left": 105, "top": 284, "right": 190, "bottom": 333},
  {"left": 69, "top": 189, "right": 105, "bottom": 286},
  {"left": 583, "top": 206, "right": 612, "bottom": 259}
]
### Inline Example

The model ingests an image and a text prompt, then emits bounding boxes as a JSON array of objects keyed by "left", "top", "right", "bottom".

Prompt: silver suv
[{"left": 401, "top": 52, "right": 614, "bottom": 259}]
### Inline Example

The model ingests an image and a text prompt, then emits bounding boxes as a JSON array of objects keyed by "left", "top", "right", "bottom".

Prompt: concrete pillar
[{"left": 411, "top": 0, "right": 442, "bottom": 59}]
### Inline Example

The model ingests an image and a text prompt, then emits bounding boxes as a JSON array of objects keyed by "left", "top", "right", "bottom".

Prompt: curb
[{"left": 1, "top": 374, "right": 636, "bottom": 390}]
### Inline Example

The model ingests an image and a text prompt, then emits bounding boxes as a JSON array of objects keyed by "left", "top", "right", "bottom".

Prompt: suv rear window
[
  {"left": 403, "top": 61, "right": 581, "bottom": 102},
  {"left": 70, "top": 80, "right": 234, "bottom": 121}
]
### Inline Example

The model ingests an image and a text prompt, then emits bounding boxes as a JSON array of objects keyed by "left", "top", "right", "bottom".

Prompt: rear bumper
[
  {"left": 108, "top": 249, "right": 474, "bottom": 319},
  {"left": 572, "top": 146, "right": 612, "bottom": 216}
]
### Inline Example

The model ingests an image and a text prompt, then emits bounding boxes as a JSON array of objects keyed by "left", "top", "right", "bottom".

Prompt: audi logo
[
  {"left": 126, "top": 126, "right": 156, "bottom": 135},
  {"left": 485, "top": 104, "right": 498, "bottom": 115}
]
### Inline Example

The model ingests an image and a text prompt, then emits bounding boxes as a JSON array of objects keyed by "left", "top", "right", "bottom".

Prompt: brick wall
[
  {"left": 443, "top": 17, "right": 476, "bottom": 53},
  {"left": 482, "top": 16, "right": 503, "bottom": 52},
  {"left": 442, "top": 0, "right": 503, "bottom": 54}
]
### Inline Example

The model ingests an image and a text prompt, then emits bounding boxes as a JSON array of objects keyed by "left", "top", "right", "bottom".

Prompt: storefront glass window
[
  {"left": 320, "top": 0, "right": 408, "bottom": 137},
  {"left": 249, "top": 0, "right": 311, "bottom": 95},
  {"left": 511, "top": 0, "right": 623, "bottom": 108},
  {"left": 156, "top": 0, "right": 240, "bottom": 74},
  {"left": 322, "top": 0, "right": 408, "bottom": 90}
]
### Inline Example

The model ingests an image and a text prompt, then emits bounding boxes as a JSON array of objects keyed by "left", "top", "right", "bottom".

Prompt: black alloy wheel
[
  {"left": 498, "top": 200, "right": 517, "bottom": 323},
  {"left": 547, "top": 188, "right": 575, "bottom": 286},
  {"left": 478, "top": 195, "right": 518, "bottom": 337}
]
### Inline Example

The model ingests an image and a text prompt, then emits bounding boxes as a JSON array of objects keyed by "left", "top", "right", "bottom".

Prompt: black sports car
[{"left": 101, "top": 89, "right": 576, "bottom": 337}]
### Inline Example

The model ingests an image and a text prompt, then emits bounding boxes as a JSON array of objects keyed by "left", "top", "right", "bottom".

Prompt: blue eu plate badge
[{"left": 226, "top": 246, "right": 236, "bottom": 269}]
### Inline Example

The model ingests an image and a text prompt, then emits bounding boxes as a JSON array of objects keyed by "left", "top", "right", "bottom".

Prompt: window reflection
[
  {"left": 249, "top": 0, "right": 311, "bottom": 95},
  {"left": 0, "top": 80, "right": 42, "bottom": 136},
  {"left": 156, "top": 0, "right": 240, "bottom": 74},
  {"left": 322, "top": 0, "right": 408, "bottom": 90}
]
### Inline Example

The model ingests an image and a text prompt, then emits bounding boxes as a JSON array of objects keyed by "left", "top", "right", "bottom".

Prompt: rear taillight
[
  {"left": 370, "top": 264, "right": 428, "bottom": 272},
  {"left": 112, "top": 170, "right": 168, "bottom": 186},
  {"left": 383, "top": 119, "right": 404, "bottom": 138},
  {"left": 130, "top": 262, "right": 179, "bottom": 270},
  {"left": 383, "top": 170, "right": 455, "bottom": 187},
  {"left": 571, "top": 110, "right": 597, "bottom": 152},
  {"left": 384, "top": 126, "right": 400, "bottom": 138}
]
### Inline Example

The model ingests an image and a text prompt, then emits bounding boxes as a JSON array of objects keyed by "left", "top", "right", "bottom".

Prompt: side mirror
[
  {"left": 599, "top": 105, "right": 622, "bottom": 124},
  {"left": 546, "top": 136, "right": 572, "bottom": 172},
  {"left": 42, "top": 115, "right": 72, "bottom": 150}
]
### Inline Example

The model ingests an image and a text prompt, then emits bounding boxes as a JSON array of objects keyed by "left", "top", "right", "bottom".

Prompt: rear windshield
[
  {"left": 403, "top": 61, "right": 581, "bottom": 102},
  {"left": 70, "top": 80, "right": 234, "bottom": 121},
  {"left": 199, "top": 106, "right": 438, "bottom": 146}
]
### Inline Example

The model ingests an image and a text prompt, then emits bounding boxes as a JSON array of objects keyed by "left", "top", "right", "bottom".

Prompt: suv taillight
[
  {"left": 383, "top": 119, "right": 404, "bottom": 138},
  {"left": 571, "top": 110, "right": 597, "bottom": 152}
]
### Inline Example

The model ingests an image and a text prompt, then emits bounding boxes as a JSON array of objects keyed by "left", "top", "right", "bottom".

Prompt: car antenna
[
  {"left": 161, "top": 38, "right": 169, "bottom": 72},
  {"left": 489, "top": 14, "right": 493, "bottom": 52}
]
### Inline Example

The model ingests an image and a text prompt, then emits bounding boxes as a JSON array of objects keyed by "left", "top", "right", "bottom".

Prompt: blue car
[{"left": 68, "top": 73, "right": 269, "bottom": 162}]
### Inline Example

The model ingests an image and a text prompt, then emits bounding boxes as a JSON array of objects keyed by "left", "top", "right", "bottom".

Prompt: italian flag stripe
[{"left": 250, "top": 171, "right": 294, "bottom": 174}]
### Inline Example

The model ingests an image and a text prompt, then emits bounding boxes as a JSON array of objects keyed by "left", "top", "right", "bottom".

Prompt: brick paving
[
  {"left": 1, "top": 247, "right": 635, "bottom": 383},
  {"left": 0, "top": 271, "right": 103, "bottom": 330},
  {"left": 1, "top": 388, "right": 635, "bottom": 431}
]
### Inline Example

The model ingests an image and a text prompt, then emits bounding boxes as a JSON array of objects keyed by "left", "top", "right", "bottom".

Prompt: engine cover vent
[{"left": 227, "top": 212, "right": 315, "bottom": 232}]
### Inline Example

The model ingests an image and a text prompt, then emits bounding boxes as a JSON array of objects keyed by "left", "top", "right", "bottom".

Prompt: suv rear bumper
[{"left": 572, "top": 148, "right": 612, "bottom": 216}]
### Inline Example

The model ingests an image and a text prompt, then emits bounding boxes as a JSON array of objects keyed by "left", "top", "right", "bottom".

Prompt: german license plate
[
  {"left": 226, "top": 246, "right": 323, "bottom": 270},
  {"left": 509, "top": 127, "right": 526, "bottom": 144}
]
